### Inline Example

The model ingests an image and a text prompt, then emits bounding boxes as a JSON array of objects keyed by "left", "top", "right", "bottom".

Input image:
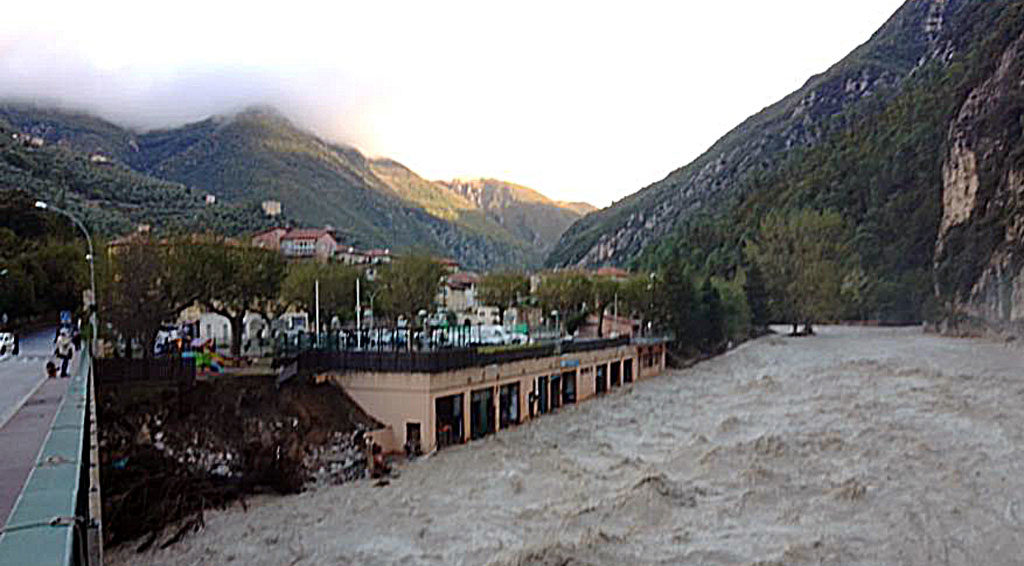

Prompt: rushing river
[{"left": 112, "top": 326, "right": 1024, "bottom": 565}]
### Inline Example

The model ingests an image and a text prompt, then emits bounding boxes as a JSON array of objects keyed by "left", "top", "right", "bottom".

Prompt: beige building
[
  {"left": 261, "top": 200, "right": 282, "bottom": 217},
  {"left": 328, "top": 338, "right": 667, "bottom": 454},
  {"left": 440, "top": 271, "right": 479, "bottom": 313},
  {"left": 281, "top": 229, "right": 338, "bottom": 260}
]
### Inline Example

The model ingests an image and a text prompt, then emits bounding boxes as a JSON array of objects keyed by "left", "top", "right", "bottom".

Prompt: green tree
[
  {"left": 14, "top": 240, "right": 88, "bottom": 315},
  {"left": 0, "top": 264, "right": 36, "bottom": 321},
  {"left": 744, "top": 209, "right": 853, "bottom": 334},
  {"left": 281, "top": 262, "right": 360, "bottom": 325},
  {"left": 714, "top": 275, "right": 752, "bottom": 343},
  {"left": 378, "top": 253, "right": 445, "bottom": 324},
  {"left": 102, "top": 237, "right": 203, "bottom": 358},
  {"left": 476, "top": 271, "right": 529, "bottom": 325},
  {"left": 840, "top": 266, "right": 877, "bottom": 321},
  {"left": 618, "top": 274, "right": 658, "bottom": 324},
  {"left": 653, "top": 259, "right": 697, "bottom": 351},
  {"left": 591, "top": 276, "right": 621, "bottom": 338},
  {"left": 193, "top": 240, "right": 287, "bottom": 357},
  {"left": 743, "top": 263, "right": 769, "bottom": 331},
  {"left": 695, "top": 278, "right": 726, "bottom": 352},
  {"left": 535, "top": 270, "right": 593, "bottom": 334}
]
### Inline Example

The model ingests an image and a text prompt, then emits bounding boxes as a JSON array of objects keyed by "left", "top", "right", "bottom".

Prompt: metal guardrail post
[{"left": 86, "top": 356, "right": 102, "bottom": 566}]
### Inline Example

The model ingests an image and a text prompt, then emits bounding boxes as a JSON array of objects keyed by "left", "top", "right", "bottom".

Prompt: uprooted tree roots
[{"left": 98, "top": 376, "right": 378, "bottom": 550}]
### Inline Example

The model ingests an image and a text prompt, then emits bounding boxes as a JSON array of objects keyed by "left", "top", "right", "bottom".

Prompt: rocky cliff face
[
  {"left": 547, "top": 0, "right": 971, "bottom": 268},
  {"left": 934, "top": 27, "right": 1024, "bottom": 327},
  {"left": 438, "top": 178, "right": 595, "bottom": 255}
]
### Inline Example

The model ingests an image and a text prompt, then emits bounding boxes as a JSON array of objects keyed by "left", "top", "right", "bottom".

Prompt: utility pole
[
  {"left": 356, "top": 277, "right": 361, "bottom": 349},
  {"left": 315, "top": 278, "right": 320, "bottom": 348}
]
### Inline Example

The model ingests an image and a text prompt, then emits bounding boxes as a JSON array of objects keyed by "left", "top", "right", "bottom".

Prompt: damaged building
[{"left": 305, "top": 337, "right": 668, "bottom": 454}]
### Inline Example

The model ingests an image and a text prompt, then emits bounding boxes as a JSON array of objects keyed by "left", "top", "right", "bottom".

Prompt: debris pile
[
  {"left": 98, "top": 375, "right": 378, "bottom": 549},
  {"left": 305, "top": 431, "right": 371, "bottom": 486}
]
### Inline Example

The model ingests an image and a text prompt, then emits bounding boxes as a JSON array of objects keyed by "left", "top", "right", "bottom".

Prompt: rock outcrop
[
  {"left": 548, "top": 0, "right": 966, "bottom": 269},
  {"left": 934, "top": 27, "right": 1024, "bottom": 328}
]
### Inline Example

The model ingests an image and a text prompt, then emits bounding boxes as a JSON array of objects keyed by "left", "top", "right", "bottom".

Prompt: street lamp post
[{"left": 35, "top": 201, "right": 97, "bottom": 353}]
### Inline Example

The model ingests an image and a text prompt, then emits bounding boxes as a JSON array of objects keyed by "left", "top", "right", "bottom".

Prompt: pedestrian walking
[{"left": 55, "top": 330, "right": 74, "bottom": 377}]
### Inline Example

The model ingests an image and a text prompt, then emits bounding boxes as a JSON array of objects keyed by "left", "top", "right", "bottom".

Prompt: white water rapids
[{"left": 110, "top": 326, "right": 1024, "bottom": 565}]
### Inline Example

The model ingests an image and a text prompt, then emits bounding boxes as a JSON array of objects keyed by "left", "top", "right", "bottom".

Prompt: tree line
[{"left": 5, "top": 200, "right": 867, "bottom": 364}]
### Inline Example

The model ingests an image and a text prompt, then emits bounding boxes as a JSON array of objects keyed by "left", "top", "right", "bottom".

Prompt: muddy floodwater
[{"left": 111, "top": 326, "right": 1024, "bottom": 565}]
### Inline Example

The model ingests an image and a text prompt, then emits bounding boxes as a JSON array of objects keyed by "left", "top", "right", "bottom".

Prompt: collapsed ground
[
  {"left": 98, "top": 375, "right": 378, "bottom": 549},
  {"left": 108, "top": 327, "right": 1024, "bottom": 564}
]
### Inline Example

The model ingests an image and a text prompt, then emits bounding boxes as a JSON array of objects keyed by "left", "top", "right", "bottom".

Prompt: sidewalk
[{"left": 0, "top": 358, "right": 76, "bottom": 528}]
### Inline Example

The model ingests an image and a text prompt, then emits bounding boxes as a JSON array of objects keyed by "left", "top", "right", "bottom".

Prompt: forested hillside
[
  {"left": 0, "top": 106, "right": 591, "bottom": 269},
  {"left": 549, "top": 0, "right": 1024, "bottom": 324}
]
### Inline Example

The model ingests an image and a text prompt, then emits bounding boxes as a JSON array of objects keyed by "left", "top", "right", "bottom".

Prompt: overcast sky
[{"left": 0, "top": 1, "right": 904, "bottom": 207}]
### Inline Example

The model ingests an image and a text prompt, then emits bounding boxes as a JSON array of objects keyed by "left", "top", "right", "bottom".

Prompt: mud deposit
[{"left": 110, "top": 327, "right": 1024, "bottom": 565}]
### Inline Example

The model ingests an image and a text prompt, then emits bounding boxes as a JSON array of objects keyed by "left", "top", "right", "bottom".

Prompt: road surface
[
  {"left": 0, "top": 327, "right": 58, "bottom": 427},
  {"left": 111, "top": 327, "right": 1024, "bottom": 565},
  {"left": 0, "top": 326, "right": 78, "bottom": 527}
]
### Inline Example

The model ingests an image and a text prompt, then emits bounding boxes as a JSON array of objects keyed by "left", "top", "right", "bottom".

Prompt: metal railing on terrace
[{"left": 289, "top": 335, "right": 633, "bottom": 375}]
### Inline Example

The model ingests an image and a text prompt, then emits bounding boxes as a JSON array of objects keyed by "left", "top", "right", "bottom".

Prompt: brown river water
[{"left": 110, "top": 326, "right": 1024, "bottom": 565}]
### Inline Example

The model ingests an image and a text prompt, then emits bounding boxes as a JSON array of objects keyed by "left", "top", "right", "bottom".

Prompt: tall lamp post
[{"left": 34, "top": 201, "right": 97, "bottom": 353}]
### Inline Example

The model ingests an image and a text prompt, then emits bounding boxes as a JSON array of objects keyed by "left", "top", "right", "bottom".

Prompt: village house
[
  {"left": 251, "top": 227, "right": 288, "bottom": 251},
  {"left": 439, "top": 257, "right": 460, "bottom": 273},
  {"left": 440, "top": 271, "right": 479, "bottom": 313},
  {"left": 365, "top": 249, "right": 394, "bottom": 265},
  {"left": 336, "top": 246, "right": 369, "bottom": 266},
  {"left": 281, "top": 229, "right": 338, "bottom": 260},
  {"left": 577, "top": 313, "right": 640, "bottom": 339},
  {"left": 261, "top": 200, "right": 282, "bottom": 217}
]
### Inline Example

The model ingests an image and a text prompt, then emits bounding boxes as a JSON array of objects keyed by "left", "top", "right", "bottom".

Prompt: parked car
[
  {"left": 0, "top": 332, "right": 15, "bottom": 356},
  {"left": 471, "top": 325, "right": 526, "bottom": 346}
]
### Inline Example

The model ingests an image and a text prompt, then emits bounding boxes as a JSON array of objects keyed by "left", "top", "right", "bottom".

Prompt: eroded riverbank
[{"left": 110, "top": 327, "right": 1024, "bottom": 565}]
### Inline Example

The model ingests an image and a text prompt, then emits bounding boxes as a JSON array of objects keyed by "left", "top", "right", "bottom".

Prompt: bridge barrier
[{"left": 0, "top": 349, "right": 101, "bottom": 565}]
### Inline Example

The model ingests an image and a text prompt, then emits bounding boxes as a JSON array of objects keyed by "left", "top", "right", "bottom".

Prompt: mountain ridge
[
  {"left": 0, "top": 105, "right": 590, "bottom": 269},
  {"left": 547, "top": 0, "right": 1024, "bottom": 325},
  {"left": 546, "top": 0, "right": 963, "bottom": 269}
]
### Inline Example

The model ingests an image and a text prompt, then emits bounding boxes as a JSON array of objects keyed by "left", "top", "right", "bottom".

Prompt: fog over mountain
[
  {"left": 0, "top": 1, "right": 904, "bottom": 206},
  {"left": 0, "top": 42, "right": 367, "bottom": 145}
]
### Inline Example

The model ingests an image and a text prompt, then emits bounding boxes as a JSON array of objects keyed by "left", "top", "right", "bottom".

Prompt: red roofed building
[
  {"left": 366, "top": 249, "right": 394, "bottom": 265},
  {"left": 441, "top": 271, "right": 479, "bottom": 312},
  {"left": 438, "top": 257, "right": 460, "bottom": 273},
  {"left": 280, "top": 229, "right": 338, "bottom": 260},
  {"left": 251, "top": 227, "right": 288, "bottom": 251}
]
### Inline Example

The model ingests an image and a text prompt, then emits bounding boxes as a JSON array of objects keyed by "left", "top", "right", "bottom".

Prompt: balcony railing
[{"left": 289, "top": 336, "right": 632, "bottom": 375}]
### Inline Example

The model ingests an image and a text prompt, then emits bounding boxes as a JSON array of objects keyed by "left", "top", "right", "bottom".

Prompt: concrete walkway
[{"left": 0, "top": 355, "right": 77, "bottom": 528}]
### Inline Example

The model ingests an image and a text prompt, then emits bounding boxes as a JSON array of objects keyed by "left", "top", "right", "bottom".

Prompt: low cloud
[{"left": 0, "top": 39, "right": 364, "bottom": 146}]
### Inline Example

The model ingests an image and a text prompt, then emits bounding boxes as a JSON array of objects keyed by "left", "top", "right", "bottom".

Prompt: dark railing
[
  {"left": 291, "top": 336, "right": 632, "bottom": 375},
  {"left": 94, "top": 356, "right": 196, "bottom": 386}
]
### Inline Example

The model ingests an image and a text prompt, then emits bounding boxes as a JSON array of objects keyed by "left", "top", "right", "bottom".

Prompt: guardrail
[
  {"left": 94, "top": 356, "right": 196, "bottom": 387},
  {"left": 0, "top": 349, "right": 102, "bottom": 565},
  {"left": 292, "top": 336, "right": 633, "bottom": 375}
]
